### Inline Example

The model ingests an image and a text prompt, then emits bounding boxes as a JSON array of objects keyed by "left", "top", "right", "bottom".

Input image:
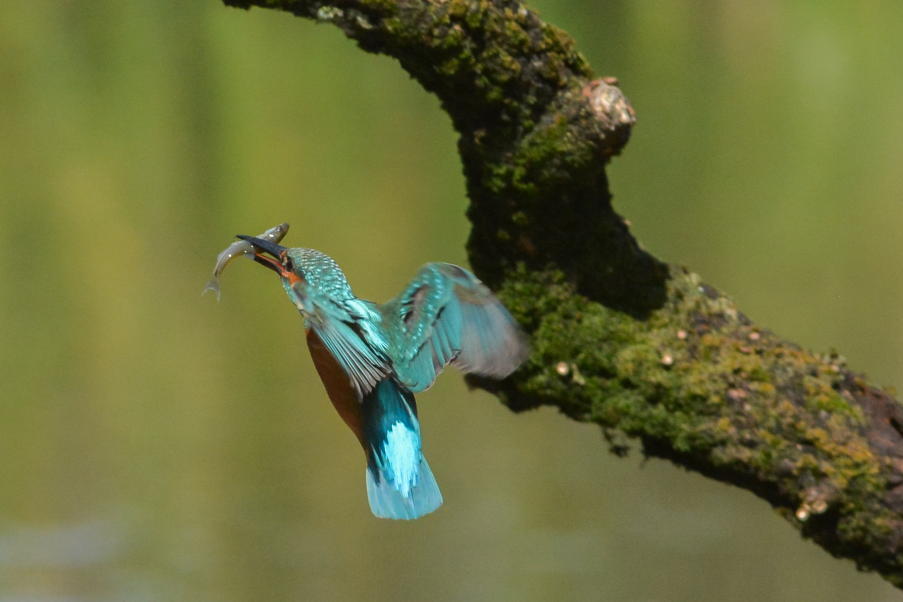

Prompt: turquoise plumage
[
  {"left": 381, "top": 263, "right": 529, "bottom": 392},
  {"left": 234, "top": 233, "right": 529, "bottom": 519},
  {"left": 362, "top": 380, "right": 443, "bottom": 519}
]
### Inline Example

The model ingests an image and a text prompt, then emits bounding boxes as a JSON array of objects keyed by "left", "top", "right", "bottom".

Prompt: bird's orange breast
[{"left": 305, "top": 329, "right": 365, "bottom": 448}]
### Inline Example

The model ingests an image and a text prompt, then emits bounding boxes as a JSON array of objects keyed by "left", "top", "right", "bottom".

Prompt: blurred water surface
[{"left": 1, "top": 1, "right": 901, "bottom": 600}]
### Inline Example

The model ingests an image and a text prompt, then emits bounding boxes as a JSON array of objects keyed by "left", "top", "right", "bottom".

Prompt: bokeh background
[{"left": 2, "top": 1, "right": 902, "bottom": 600}]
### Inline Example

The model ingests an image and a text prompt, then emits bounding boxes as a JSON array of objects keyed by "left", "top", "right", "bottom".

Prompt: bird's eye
[{"left": 282, "top": 255, "right": 294, "bottom": 271}]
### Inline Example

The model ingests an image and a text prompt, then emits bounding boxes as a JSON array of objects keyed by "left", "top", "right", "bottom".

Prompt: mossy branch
[{"left": 224, "top": 0, "right": 903, "bottom": 587}]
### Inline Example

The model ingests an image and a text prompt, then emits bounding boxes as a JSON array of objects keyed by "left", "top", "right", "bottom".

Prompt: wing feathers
[
  {"left": 381, "top": 263, "right": 528, "bottom": 392},
  {"left": 309, "top": 308, "right": 389, "bottom": 398},
  {"left": 455, "top": 287, "right": 529, "bottom": 378}
]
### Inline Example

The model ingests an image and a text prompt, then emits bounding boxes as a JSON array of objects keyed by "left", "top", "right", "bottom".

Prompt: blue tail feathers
[
  {"left": 366, "top": 455, "right": 443, "bottom": 520},
  {"left": 362, "top": 379, "right": 443, "bottom": 519}
]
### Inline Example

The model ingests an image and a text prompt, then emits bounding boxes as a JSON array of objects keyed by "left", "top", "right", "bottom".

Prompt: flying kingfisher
[{"left": 228, "top": 232, "right": 528, "bottom": 519}]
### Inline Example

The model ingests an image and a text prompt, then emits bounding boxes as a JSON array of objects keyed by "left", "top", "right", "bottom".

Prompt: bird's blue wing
[
  {"left": 380, "top": 263, "right": 529, "bottom": 392},
  {"left": 304, "top": 295, "right": 391, "bottom": 399},
  {"left": 363, "top": 379, "right": 443, "bottom": 519}
]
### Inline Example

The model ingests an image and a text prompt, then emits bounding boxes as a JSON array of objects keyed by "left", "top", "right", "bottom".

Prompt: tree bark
[{"left": 224, "top": 0, "right": 903, "bottom": 587}]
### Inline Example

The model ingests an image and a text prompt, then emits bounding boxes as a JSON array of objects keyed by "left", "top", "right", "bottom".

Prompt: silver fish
[{"left": 203, "top": 222, "right": 289, "bottom": 301}]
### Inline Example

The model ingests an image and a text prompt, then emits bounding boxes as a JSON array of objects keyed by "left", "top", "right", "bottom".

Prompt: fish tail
[{"left": 202, "top": 279, "right": 221, "bottom": 301}]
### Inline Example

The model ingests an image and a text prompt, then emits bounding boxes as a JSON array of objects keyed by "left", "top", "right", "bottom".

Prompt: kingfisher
[{"left": 233, "top": 233, "right": 528, "bottom": 520}]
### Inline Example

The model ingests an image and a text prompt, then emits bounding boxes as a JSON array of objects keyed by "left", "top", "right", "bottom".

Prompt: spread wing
[{"left": 380, "top": 263, "right": 529, "bottom": 392}]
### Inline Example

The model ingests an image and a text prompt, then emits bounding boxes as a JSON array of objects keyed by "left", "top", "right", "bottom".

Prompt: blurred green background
[{"left": 1, "top": 1, "right": 902, "bottom": 600}]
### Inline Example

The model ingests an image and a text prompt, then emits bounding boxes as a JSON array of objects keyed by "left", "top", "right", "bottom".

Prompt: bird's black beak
[{"left": 237, "top": 235, "right": 288, "bottom": 275}]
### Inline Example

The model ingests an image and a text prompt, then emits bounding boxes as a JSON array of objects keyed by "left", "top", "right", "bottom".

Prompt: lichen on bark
[{"left": 225, "top": 0, "right": 903, "bottom": 588}]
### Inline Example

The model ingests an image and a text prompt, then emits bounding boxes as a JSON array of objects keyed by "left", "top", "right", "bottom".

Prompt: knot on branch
[
  {"left": 507, "top": 78, "right": 635, "bottom": 185},
  {"left": 582, "top": 77, "right": 636, "bottom": 158},
  {"left": 507, "top": 78, "right": 637, "bottom": 191}
]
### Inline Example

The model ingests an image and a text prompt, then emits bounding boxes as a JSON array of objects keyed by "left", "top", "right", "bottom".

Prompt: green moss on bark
[{"left": 482, "top": 264, "right": 903, "bottom": 584}]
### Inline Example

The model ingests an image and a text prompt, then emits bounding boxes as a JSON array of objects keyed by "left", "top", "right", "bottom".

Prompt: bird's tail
[{"left": 362, "top": 379, "right": 443, "bottom": 519}]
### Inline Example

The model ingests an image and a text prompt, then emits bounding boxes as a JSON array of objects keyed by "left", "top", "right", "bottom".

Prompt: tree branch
[{"left": 224, "top": 0, "right": 903, "bottom": 587}]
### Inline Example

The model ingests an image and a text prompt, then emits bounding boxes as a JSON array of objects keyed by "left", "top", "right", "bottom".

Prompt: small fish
[{"left": 203, "top": 222, "right": 289, "bottom": 301}]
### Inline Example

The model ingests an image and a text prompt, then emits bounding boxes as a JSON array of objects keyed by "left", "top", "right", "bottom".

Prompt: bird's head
[{"left": 236, "top": 234, "right": 308, "bottom": 309}]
